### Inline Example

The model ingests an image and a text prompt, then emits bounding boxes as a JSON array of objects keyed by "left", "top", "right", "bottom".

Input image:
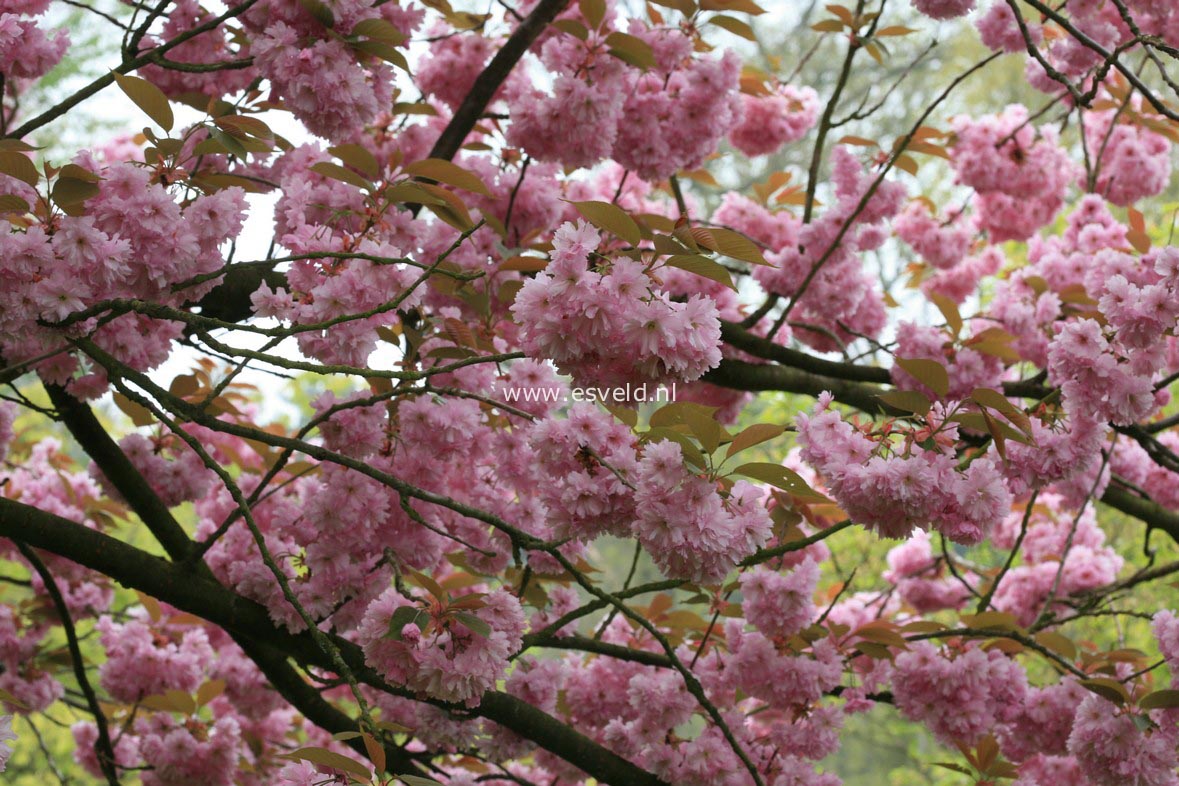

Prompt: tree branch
[{"left": 0, "top": 497, "right": 669, "bottom": 786}]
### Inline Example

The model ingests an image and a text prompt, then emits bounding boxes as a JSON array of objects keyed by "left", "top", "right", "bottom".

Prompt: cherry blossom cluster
[
  {"left": 892, "top": 641, "right": 1028, "bottom": 745},
  {"left": 511, "top": 221, "right": 723, "bottom": 390},
  {"left": 0, "top": 162, "right": 247, "bottom": 398},
  {"left": 359, "top": 587, "right": 526, "bottom": 706},
  {"left": 989, "top": 493, "right": 1124, "bottom": 625},
  {"left": 948, "top": 105, "right": 1075, "bottom": 241},
  {"left": 0, "top": 0, "right": 68, "bottom": 84},
  {"left": 747, "top": 145, "right": 906, "bottom": 350},
  {"left": 242, "top": 0, "right": 422, "bottom": 141},
  {"left": 796, "top": 394, "right": 1012, "bottom": 543},
  {"left": 506, "top": 9, "right": 743, "bottom": 181},
  {"left": 728, "top": 85, "right": 821, "bottom": 157}
]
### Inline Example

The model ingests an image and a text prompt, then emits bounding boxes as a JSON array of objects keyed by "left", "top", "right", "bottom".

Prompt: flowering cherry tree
[{"left": 3, "top": 0, "right": 1179, "bottom": 783}]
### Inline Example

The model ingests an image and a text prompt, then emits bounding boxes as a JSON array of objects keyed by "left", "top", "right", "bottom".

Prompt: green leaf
[
  {"left": 970, "top": 388, "right": 1033, "bottom": 438},
  {"left": 650, "top": 0, "right": 696, "bottom": 13},
  {"left": 665, "top": 254, "right": 735, "bottom": 289},
  {"left": 0, "top": 194, "right": 29, "bottom": 213},
  {"left": 453, "top": 612, "right": 491, "bottom": 638},
  {"left": 113, "top": 392, "right": 155, "bottom": 427},
  {"left": 699, "top": 0, "right": 764, "bottom": 12},
  {"left": 876, "top": 389, "right": 931, "bottom": 415},
  {"left": 328, "top": 143, "right": 380, "bottom": 179},
  {"left": 398, "top": 776, "right": 445, "bottom": 786},
  {"left": 579, "top": 0, "right": 606, "bottom": 28},
  {"left": 297, "top": 0, "right": 335, "bottom": 27},
  {"left": 214, "top": 115, "right": 275, "bottom": 143},
  {"left": 929, "top": 291, "right": 962, "bottom": 338},
  {"left": 1140, "top": 689, "right": 1179, "bottom": 710},
  {"left": 311, "top": 161, "right": 372, "bottom": 190},
  {"left": 1033, "top": 631, "right": 1076, "bottom": 660},
  {"left": 725, "top": 423, "right": 786, "bottom": 460},
  {"left": 570, "top": 199, "right": 642, "bottom": 246},
  {"left": 112, "top": 72, "right": 174, "bottom": 132},
  {"left": 196, "top": 679, "right": 226, "bottom": 707},
  {"left": 403, "top": 158, "right": 490, "bottom": 195},
  {"left": 551, "top": 18, "right": 589, "bottom": 39},
  {"left": 206, "top": 127, "right": 250, "bottom": 160},
  {"left": 386, "top": 606, "right": 429, "bottom": 640},
  {"left": 354, "top": 39, "right": 410, "bottom": 71},
  {"left": 708, "top": 14, "right": 756, "bottom": 40},
  {"left": 140, "top": 690, "right": 197, "bottom": 715},
  {"left": 605, "top": 31, "right": 657, "bottom": 70},
  {"left": 52, "top": 176, "right": 101, "bottom": 207},
  {"left": 0, "top": 152, "right": 39, "bottom": 187},
  {"left": 282, "top": 747, "right": 372, "bottom": 780},
  {"left": 951, "top": 412, "right": 1032, "bottom": 445},
  {"left": 409, "top": 569, "right": 447, "bottom": 601},
  {"left": 1080, "top": 678, "right": 1129, "bottom": 707},
  {"left": 418, "top": 182, "right": 476, "bottom": 231},
  {"left": 699, "top": 226, "right": 770, "bottom": 265},
  {"left": 959, "top": 611, "right": 1021, "bottom": 631},
  {"left": 351, "top": 17, "right": 406, "bottom": 44},
  {"left": 894, "top": 357, "right": 949, "bottom": 398},
  {"left": 732, "top": 462, "right": 831, "bottom": 503}
]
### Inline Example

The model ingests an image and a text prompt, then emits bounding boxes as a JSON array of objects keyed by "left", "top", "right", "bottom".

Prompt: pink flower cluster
[
  {"left": 511, "top": 221, "right": 722, "bottom": 390},
  {"left": 723, "top": 621, "right": 844, "bottom": 708},
  {"left": 0, "top": 716, "right": 13, "bottom": 772},
  {"left": 95, "top": 615, "right": 216, "bottom": 703},
  {"left": 740, "top": 558, "right": 820, "bottom": 639},
  {"left": 0, "top": 401, "right": 14, "bottom": 464},
  {"left": 633, "top": 441, "right": 771, "bottom": 583},
  {"left": 507, "top": 20, "right": 743, "bottom": 180},
  {"left": 728, "top": 85, "right": 821, "bottom": 157},
  {"left": 796, "top": 395, "right": 1012, "bottom": 543},
  {"left": 1082, "top": 100, "right": 1172, "bottom": 206},
  {"left": 91, "top": 432, "right": 214, "bottom": 508},
  {"left": 989, "top": 493, "right": 1123, "bottom": 625},
  {"left": 136, "top": 715, "right": 242, "bottom": 786},
  {"left": 892, "top": 641, "right": 1028, "bottom": 745},
  {"left": 137, "top": 0, "right": 257, "bottom": 99},
  {"left": 923, "top": 246, "right": 1004, "bottom": 305},
  {"left": 949, "top": 106, "right": 1074, "bottom": 241},
  {"left": 912, "top": 0, "right": 976, "bottom": 20},
  {"left": 1047, "top": 319, "right": 1157, "bottom": 427},
  {"left": 891, "top": 321, "right": 1004, "bottom": 400},
  {"left": 529, "top": 403, "right": 639, "bottom": 539},
  {"left": 244, "top": 0, "right": 421, "bottom": 141},
  {"left": 358, "top": 587, "right": 526, "bottom": 706},
  {"left": 0, "top": 161, "right": 247, "bottom": 398},
  {"left": 1067, "top": 695, "right": 1179, "bottom": 786},
  {"left": 0, "top": 438, "right": 116, "bottom": 617},
  {"left": 0, "top": 604, "right": 63, "bottom": 713},
  {"left": 252, "top": 229, "right": 422, "bottom": 368},
  {"left": 884, "top": 530, "right": 974, "bottom": 612},
  {"left": 0, "top": 0, "right": 68, "bottom": 83},
  {"left": 751, "top": 146, "right": 904, "bottom": 351},
  {"left": 976, "top": 2, "right": 1040, "bottom": 53},
  {"left": 416, "top": 27, "right": 496, "bottom": 111},
  {"left": 1153, "top": 609, "right": 1179, "bottom": 675},
  {"left": 999, "top": 679, "right": 1088, "bottom": 763},
  {"left": 894, "top": 201, "right": 973, "bottom": 270}
]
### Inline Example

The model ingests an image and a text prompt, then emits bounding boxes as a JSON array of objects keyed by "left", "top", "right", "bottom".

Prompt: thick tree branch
[{"left": 0, "top": 497, "right": 669, "bottom": 786}]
